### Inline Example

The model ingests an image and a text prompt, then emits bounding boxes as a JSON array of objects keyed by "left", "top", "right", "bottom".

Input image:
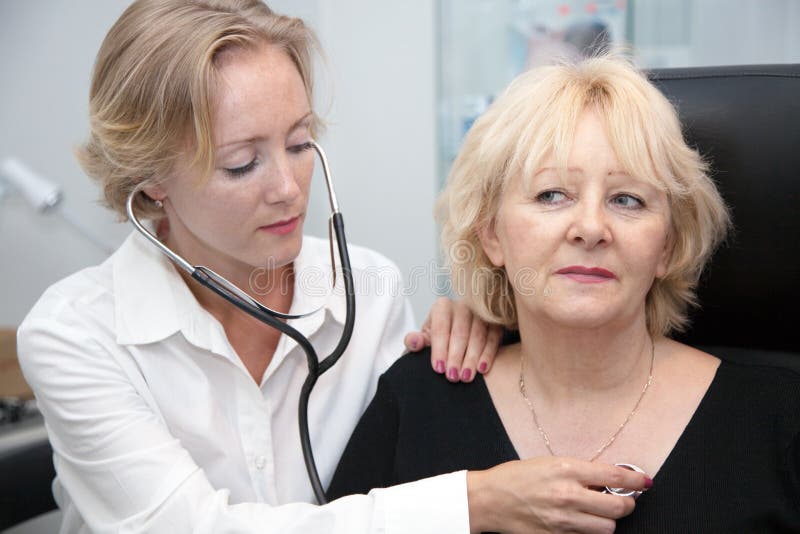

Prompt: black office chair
[
  {"left": 649, "top": 64, "right": 800, "bottom": 368},
  {"left": 0, "top": 417, "right": 56, "bottom": 530}
]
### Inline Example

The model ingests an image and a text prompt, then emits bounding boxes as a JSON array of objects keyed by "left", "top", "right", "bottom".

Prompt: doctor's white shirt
[{"left": 17, "top": 232, "right": 469, "bottom": 534}]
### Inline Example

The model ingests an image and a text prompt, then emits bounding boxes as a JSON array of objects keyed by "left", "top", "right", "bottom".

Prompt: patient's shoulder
[
  {"left": 379, "top": 348, "right": 493, "bottom": 415},
  {"left": 715, "top": 356, "right": 800, "bottom": 402},
  {"left": 381, "top": 348, "right": 438, "bottom": 387}
]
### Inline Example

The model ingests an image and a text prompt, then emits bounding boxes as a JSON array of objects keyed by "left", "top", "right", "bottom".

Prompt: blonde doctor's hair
[
  {"left": 436, "top": 54, "right": 731, "bottom": 337},
  {"left": 77, "top": 0, "right": 321, "bottom": 221}
]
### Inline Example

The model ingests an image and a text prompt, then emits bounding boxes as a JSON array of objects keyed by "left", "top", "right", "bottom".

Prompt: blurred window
[{"left": 437, "top": 0, "right": 800, "bottom": 178}]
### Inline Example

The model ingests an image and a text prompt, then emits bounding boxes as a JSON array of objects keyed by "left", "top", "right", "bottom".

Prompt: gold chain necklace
[{"left": 518, "top": 337, "right": 655, "bottom": 462}]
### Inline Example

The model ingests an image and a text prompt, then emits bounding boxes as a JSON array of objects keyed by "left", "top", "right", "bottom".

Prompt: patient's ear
[
  {"left": 655, "top": 228, "right": 673, "bottom": 279},
  {"left": 479, "top": 219, "right": 505, "bottom": 267}
]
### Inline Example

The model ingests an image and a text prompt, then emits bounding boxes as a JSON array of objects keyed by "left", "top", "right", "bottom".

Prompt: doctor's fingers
[
  {"left": 424, "top": 297, "right": 463, "bottom": 380},
  {"left": 579, "top": 463, "right": 653, "bottom": 496},
  {"left": 422, "top": 297, "right": 447, "bottom": 374},
  {"left": 525, "top": 490, "right": 633, "bottom": 534},
  {"left": 534, "top": 511, "right": 620, "bottom": 534},
  {"left": 486, "top": 463, "right": 628, "bottom": 533},
  {"left": 511, "top": 476, "right": 633, "bottom": 533},
  {"left": 403, "top": 330, "right": 430, "bottom": 353},
  {"left": 441, "top": 299, "right": 474, "bottom": 382},
  {"left": 454, "top": 315, "right": 494, "bottom": 382},
  {"left": 476, "top": 323, "right": 502, "bottom": 376},
  {"left": 504, "top": 511, "right": 619, "bottom": 534},
  {"left": 576, "top": 490, "right": 636, "bottom": 522}
]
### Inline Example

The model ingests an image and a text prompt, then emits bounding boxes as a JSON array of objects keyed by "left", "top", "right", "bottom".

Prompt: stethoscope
[
  {"left": 604, "top": 463, "right": 646, "bottom": 499},
  {"left": 126, "top": 141, "right": 354, "bottom": 504}
]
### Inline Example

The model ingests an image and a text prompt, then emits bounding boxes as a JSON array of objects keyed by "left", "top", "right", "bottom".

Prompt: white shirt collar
[
  {"left": 286, "top": 234, "right": 348, "bottom": 331},
  {"left": 112, "top": 232, "right": 346, "bottom": 349}
]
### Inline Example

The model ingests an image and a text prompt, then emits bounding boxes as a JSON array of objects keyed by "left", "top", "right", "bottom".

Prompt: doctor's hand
[
  {"left": 467, "top": 457, "right": 651, "bottom": 534},
  {"left": 403, "top": 297, "right": 503, "bottom": 383}
]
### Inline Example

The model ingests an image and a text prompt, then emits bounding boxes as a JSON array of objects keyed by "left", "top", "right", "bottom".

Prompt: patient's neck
[{"left": 516, "top": 312, "right": 655, "bottom": 401}]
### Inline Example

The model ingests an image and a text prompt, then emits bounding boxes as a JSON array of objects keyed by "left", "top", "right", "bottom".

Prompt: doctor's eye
[
  {"left": 224, "top": 158, "right": 259, "bottom": 178},
  {"left": 535, "top": 190, "right": 568, "bottom": 204},
  {"left": 289, "top": 141, "right": 314, "bottom": 154},
  {"left": 610, "top": 193, "right": 644, "bottom": 209}
]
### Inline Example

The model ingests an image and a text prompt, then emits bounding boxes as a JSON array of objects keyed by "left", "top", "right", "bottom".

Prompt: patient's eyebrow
[
  {"left": 533, "top": 167, "right": 631, "bottom": 177},
  {"left": 532, "top": 167, "right": 562, "bottom": 177}
]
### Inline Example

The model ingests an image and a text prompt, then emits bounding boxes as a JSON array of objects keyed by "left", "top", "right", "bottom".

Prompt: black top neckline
[{"left": 471, "top": 357, "right": 727, "bottom": 470}]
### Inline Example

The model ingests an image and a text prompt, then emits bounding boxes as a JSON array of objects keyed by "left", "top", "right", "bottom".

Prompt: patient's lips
[{"left": 555, "top": 265, "right": 616, "bottom": 283}]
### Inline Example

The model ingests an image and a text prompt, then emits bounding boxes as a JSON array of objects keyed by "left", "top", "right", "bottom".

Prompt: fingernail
[
  {"left": 644, "top": 477, "right": 654, "bottom": 489},
  {"left": 447, "top": 367, "right": 459, "bottom": 381},
  {"left": 461, "top": 368, "right": 472, "bottom": 381},
  {"left": 434, "top": 360, "right": 445, "bottom": 374},
  {"left": 410, "top": 338, "right": 418, "bottom": 350},
  {"left": 478, "top": 362, "right": 488, "bottom": 373}
]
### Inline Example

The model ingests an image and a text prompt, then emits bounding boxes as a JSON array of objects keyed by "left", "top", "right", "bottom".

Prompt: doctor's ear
[
  {"left": 478, "top": 220, "right": 505, "bottom": 267},
  {"left": 141, "top": 184, "right": 167, "bottom": 204}
]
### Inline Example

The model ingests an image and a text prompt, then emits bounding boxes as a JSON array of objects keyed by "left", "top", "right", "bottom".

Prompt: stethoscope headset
[{"left": 127, "top": 141, "right": 354, "bottom": 504}]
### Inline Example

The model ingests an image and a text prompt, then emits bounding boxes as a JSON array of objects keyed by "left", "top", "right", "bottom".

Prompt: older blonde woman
[{"left": 328, "top": 55, "right": 800, "bottom": 532}]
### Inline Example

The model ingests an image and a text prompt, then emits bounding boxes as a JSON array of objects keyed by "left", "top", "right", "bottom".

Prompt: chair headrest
[{"left": 648, "top": 64, "right": 800, "bottom": 353}]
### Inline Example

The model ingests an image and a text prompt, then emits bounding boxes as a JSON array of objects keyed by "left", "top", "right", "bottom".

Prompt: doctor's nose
[
  {"left": 263, "top": 155, "right": 302, "bottom": 204},
  {"left": 566, "top": 201, "right": 612, "bottom": 249}
]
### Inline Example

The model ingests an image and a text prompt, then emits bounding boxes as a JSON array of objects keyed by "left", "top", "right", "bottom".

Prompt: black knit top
[{"left": 327, "top": 348, "right": 800, "bottom": 533}]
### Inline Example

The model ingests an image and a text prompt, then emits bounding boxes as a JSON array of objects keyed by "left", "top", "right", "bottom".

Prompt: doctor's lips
[
  {"left": 555, "top": 266, "right": 617, "bottom": 283},
  {"left": 259, "top": 216, "right": 300, "bottom": 235}
]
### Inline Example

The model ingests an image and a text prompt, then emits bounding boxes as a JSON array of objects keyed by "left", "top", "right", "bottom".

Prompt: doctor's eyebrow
[
  {"left": 216, "top": 110, "right": 314, "bottom": 149},
  {"left": 288, "top": 111, "right": 314, "bottom": 133}
]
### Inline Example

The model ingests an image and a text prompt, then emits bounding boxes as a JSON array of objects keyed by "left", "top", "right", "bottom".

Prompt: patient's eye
[
  {"left": 610, "top": 193, "right": 644, "bottom": 209},
  {"left": 536, "top": 190, "right": 568, "bottom": 204}
]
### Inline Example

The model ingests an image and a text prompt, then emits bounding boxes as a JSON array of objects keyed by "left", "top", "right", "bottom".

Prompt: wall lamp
[{"left": 0, "top": 158, "right": 114, "bottom": 254}]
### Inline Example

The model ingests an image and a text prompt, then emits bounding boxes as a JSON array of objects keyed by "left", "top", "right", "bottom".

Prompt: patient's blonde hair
[
  {"left": 78, "top": 0, "right": 320, "bottom": 221},
  {"left": 437, "top": 54, "right": 731, "bottom": 337}
]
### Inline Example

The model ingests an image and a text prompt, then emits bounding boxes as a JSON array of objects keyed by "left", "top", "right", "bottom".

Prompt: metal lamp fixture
[
  {"left": 0, "top": 159, "right": 62, "bottom": 212},
  {"left": 0, "top": 158, "right": 114, "bottom": 254}
]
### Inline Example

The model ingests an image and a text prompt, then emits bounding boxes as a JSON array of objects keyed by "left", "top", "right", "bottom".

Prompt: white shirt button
[{"left": 255, "top": 455, "right": 267, "bottom": 470}]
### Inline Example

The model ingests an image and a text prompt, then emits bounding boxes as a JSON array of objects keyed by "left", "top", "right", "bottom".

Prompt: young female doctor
[{"left": 17, "top": 1, "right": 647, "bottom": 532}]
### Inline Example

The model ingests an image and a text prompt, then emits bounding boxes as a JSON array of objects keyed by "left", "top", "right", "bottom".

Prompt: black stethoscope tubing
[{"left": 126, "top": 141, "right": 355, "bottom": 504}]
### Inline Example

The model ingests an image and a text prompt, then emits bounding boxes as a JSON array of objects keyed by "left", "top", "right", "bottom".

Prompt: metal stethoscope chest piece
[
  {"left": 126, "top": 140, "right": 355, "bottom": 504},
  {"left": 604, "top": 463, "right": 645, "bottom": 498}
]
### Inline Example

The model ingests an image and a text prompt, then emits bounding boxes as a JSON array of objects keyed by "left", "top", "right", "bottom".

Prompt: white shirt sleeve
[{"left": 18, "top": 312, "right": 469, "bottom": 534}]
